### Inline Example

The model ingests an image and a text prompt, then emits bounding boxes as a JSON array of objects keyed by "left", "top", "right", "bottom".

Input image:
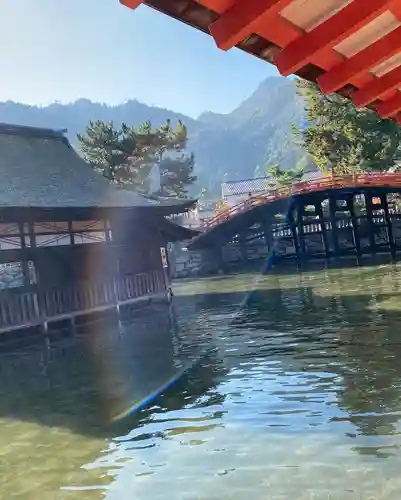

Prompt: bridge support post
[
  {"left": 329, "top": 197, "right": 340, "bottom": 258},
  {"left": 296, "top": 204, "right": 307, "bottom": 262},
  {"left": 213, "top": 242, "right": 225, "bottom": 272},
  {"left": 365, "top": 194, "right": 376, "bottom": 254},
  {"left": 261, "top": 216, "right": 273, "bottom": 252},
  {"left": 349, "top": 197, "right": 362, "bottom": 258},
  {"left": 287, "top": 210, "right": 300, "bottom": 264},
  {"left": 381, "top": 193, "right": 396, "bottom": 259},
  {"left": 315, "top": 200, "right": 330, "bottom": 259},
  {"left": 239, "top": 231, "right": 248, "bottom": 262}
]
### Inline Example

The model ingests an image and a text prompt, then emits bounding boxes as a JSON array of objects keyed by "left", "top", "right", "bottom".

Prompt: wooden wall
[{"left": 0, "top": 209, "right": 170, "bottom": 290}]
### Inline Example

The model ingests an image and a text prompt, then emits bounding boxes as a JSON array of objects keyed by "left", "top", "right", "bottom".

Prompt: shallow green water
[{"left": 4, "top": 263, "right": 401, "bottom": 498}]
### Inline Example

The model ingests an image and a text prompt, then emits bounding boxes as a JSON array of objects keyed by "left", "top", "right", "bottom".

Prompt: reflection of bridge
[{"left": 188, "top": 173, "right": 401, "bottom": 265}]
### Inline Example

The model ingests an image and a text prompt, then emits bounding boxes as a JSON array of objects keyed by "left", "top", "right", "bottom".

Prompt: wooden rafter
[
  {"left": 317, "top": 25, "right": 401, "bottom": 94},
  {"left": 275, "top": 0, "right": 394, "bottom": 76},
  {"left": 376, "top": 91, "right": 401, "bottom": 118},
  {"left": 353, "top": 65, "right": 401, "bottom": 107},
  {"left": 209, "top": 0, "right": 293, "bottom": 51},
  {"left": 120, "top": 0, "right": 144, "bottom": 7}
]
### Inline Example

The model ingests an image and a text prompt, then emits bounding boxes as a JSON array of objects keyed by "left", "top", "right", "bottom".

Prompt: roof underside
[
  {"left": 0, "top": 123, "right": 195, "bottom": 214},
  {"left": 122, "top": 0, "right": 401, "bottom": 124}
]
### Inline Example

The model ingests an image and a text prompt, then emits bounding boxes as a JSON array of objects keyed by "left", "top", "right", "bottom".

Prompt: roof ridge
[
  {"left": 222, "top": 176, "right": 271, "bottom": 186},
  {"left": 0, "top": 123, "right": 67, "bottom": 140}
]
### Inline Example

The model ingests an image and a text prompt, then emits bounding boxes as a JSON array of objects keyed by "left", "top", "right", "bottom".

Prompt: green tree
[
  {"left": 77, "top": 119, "right": 196, "bottom": 196},
  {"left": 294, "top": 79, "right": 401, "bottom": 175},
  {"left": 267, "top": 163, "right": 304, "bottom": 187},
  {"left": 158, "top": 154, "right": 197, "bottom": 198}
]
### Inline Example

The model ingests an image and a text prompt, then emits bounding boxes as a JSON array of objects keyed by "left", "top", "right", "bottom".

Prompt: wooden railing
[
  {"left": 201, "top": 173, "right": 401, "bottom": 231},
  {"left": 0, "top": 270, "right": 166, "bottom": 331}
]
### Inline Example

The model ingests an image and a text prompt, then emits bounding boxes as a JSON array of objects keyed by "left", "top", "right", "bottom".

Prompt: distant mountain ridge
[{"left": 0, "top": 77, "right": 307, "bottom": 197}]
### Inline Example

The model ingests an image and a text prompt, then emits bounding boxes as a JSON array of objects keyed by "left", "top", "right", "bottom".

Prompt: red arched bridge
[{"left": 188, "top": 173, "right": 401, "bottom": 264}]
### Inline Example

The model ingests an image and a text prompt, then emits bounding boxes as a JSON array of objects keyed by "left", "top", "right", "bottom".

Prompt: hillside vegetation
[{"left": 0, "top": 77, "right": 308, "bottom": 196}]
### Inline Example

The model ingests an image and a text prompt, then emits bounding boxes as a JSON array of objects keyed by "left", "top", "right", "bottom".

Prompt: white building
[{"left": 169, "top": 202, "right": 215, "bottom": 229}]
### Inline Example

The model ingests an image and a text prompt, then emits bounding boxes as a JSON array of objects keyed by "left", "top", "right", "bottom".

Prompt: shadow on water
[{"left": 0, "top": 304, "right": 228, "bottom": 439}]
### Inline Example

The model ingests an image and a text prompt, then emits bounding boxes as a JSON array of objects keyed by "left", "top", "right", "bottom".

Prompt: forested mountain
[{"left": 0, "top": 77, "right": 308, "bottom": 197}]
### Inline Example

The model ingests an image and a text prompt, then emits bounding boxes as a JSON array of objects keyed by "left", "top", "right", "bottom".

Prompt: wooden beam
[
  {"left": 209, "top": 0, "right": 292, "bottom": 51},
  {"left": 353, "top": 65, "right": 401, "bottom": 107},
  {"left": 276, "top": 0, "right": 394, "bottom": 76},
  {"left": 257, "top": 14, "right": 300, "bottom": 48},
  {"left": 119, "top": 0, "right": 143, "bottom": 8},
  {"left": 318, "top": 26, "right": 401, "bottom": 94},
  {"left": 391, "top": 2, "right": 401, "bottom": 21},
  {"left": 376, "top": 91, "right": 401, "bottom": 118}
]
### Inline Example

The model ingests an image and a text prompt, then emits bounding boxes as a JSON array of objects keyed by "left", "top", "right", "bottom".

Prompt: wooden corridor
[{"left": 0, "top": 270, "right": 167, "bottom": 334}]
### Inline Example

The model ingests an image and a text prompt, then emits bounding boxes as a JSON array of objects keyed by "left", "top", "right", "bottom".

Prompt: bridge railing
[{"left": 202, "top": 173, "right": 401, "bottom": 230}]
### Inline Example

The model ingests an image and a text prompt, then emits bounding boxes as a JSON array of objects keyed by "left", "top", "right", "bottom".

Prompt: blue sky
[{"left": 0, "top": 0, "right": 281, "bottom": 118}]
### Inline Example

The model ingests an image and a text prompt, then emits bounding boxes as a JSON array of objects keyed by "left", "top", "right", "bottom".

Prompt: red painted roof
[{"left": 120, "top": 0, "right": 401, "bottom": 124}]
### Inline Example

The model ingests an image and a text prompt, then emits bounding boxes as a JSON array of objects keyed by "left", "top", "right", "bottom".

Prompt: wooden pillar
[
  {"left": 287, "top": 210, "right": 300, "bottom": 263},
  {"left": 18, "top": 222, "right": 31, "bottom": 287},
  {"left": 214, "top": 242, "right": 225, "bottom": 272},
  {"left": 68, "top": 220, "right": 75, "bottom": 246},
  {"left": 239, "top": 231, "right": 248, "bottom": 261},
  {"left": 104, "top": 219, "right": 111, "bottom": 244},
  {"left": 315, "top": 200, "right": 330, "bottom": 259},
  {"left": 28, "top": 220, "right": 44, "bottom": 320},
  {"left": 349, "top": 197, "right": 362, "bottom": 257},
  {"left": 260, "top": 216, "right": 273, "bottom": 251},
  {"left": 70, "top": 316, "right": 77, "bottom": 336},
  {"left": 40, "top": 334, "right": 51, "bottom": 375},
  {"left": 27, "top": 221, "right": 36, "bottom": 252},
  {"left": 365, "top": 193, "right": 376, "bottom": 254},
  {"left": 296, "top": 203, "right": 306, "bottom": 262},
  {"left": 382, "top": 193, "right": 396, "bottom": 258},
  {"left": 328, "top": 197, "right": 340, "bottom": 258}
]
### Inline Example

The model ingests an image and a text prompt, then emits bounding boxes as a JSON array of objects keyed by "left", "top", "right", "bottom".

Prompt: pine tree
[
  {"left": 158, "top": 154, "right": 197, "bottom": 198},
  {"left": 267, "top": 164, "right": 304, "bottom": 187},
  {"left": 77, "top": 119, "right": 197, "bottom": 196},
  {"left": 77, "top": 121, "right": 136, "bottom": 183}
]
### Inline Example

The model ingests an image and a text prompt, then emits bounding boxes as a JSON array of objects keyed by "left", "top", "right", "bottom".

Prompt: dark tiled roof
[
  {"left": 221, "top": 172, "right": 324, "bottom": 197},
  {"left": 0, "top": 123, "right": 194, "bottom": 213},
  {"left": 221, "top": 177, "right": 278, "bottom": 197},
  {"left": 302, "top": 171, "right": 324, "bottom": 181}
]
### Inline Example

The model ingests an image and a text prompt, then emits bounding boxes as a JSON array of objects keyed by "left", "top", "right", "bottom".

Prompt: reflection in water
[{"left": 5, "top": 264, "right": 401, "bottom": 497}]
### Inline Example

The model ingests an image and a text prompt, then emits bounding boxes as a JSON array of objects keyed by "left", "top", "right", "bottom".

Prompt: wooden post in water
[
  {"left": 365, "top": 193, "right": 376, "bottom": 254},
  {"left": 296, "top": 203, "right": 307, "bottom": 262},
  {"left": 213, "top": 240, "right": 225, "bottom": 273},
  {"left": 381, "top": 193, "right": 396, "bottom": 258},
  {"left": 287, "top": 209, "right": 300, "bottom": 264},
  {"left": 70, "top": 315, "right": 77, "bottom": 336},
  {"left": 328, "top": 196, "right": 340, "bottom": 259},
  {"left": 315, "top": 199, "right": 330, "bottom": 259},
  {"left": 239, "top": 231, "right": 248, "bottom": 262},
  {"left": 260, "top": 214, "right": 273, "bottom": 252},
  {"left": 349, "top": 196, "right": 362, "bottom": 258}
]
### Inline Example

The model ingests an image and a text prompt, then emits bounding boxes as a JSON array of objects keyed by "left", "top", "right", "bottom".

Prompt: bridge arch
[{"left": 188, "top": 173, "right": 401, "bottom": 265}]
